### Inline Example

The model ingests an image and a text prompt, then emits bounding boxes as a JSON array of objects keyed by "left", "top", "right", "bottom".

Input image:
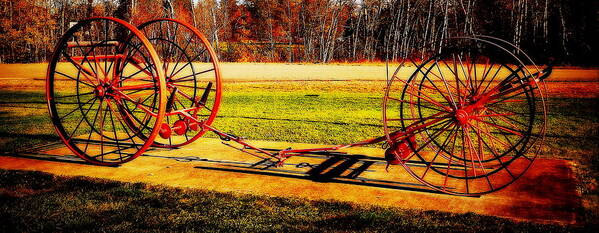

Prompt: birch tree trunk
[
  {"left": 189, "top": 0, "right": 197, "bottom": 28},
  {"left": 163, "top": 0, "right": 174, "bottom": 19}
]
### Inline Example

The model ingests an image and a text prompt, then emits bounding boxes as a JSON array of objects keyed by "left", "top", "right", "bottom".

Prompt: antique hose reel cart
[{"left": 46, "top": 17, "right": 552, "bottom": 196}]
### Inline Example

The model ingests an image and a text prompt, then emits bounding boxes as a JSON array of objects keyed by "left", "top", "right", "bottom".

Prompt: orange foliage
[{"left": 130, "top": 0, "right": 162, "bottom": 25}]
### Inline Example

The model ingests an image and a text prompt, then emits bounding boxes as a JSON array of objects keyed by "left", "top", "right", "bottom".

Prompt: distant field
[
  {"left": 1, "top": 62, "right": 599, "bottom": 100},
  {"left": 1, "top": 62, "right": 598, "bottom": 82}
]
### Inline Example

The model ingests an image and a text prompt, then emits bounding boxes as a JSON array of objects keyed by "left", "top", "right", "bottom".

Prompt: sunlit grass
[{"left": 1, "top": 81, "right": 597, "bottom": 159}]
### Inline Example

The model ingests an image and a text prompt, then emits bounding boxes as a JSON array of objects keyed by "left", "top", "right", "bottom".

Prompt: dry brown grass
[
  {"left": 1, "top": 62, "right": 597, "bottom": 81},
  {"left": 1, "top": 63, "right": 598, "bottom": 99}
]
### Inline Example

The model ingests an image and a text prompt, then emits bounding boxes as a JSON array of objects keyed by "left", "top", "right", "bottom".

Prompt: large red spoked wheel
[
  {"left": 46, "top": 17, "right": 167, "bottom": 165},
  {"left": 135, "top": 18, "right": 222, "bottom": 148},
  {"left": 383, "top": 37, "right": 547, "bottom": 196}
]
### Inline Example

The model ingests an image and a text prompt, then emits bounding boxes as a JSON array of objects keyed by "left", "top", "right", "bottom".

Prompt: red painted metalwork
[
  {"left": 380, "top": 37, "right": 551, "bottom": 195},
  {"left": 47, "top": 18, "right": 552, "bottom": 196},
  {"left": 135, "top": 18, "right": 222, "bottom": 148},
  {"left": 46, "top": 17, "right": 167, "bottom": 166}
]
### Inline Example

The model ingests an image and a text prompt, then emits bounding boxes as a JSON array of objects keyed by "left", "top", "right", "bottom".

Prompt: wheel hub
[
  {"left": 94, "top": 85, "right": 106, "bottom": 98},
  {"left": 455, "top": 109, "right": 470, "bottom": 126},
  {"left": 94, "top": 84, "right": 115, "bottom": 99}
]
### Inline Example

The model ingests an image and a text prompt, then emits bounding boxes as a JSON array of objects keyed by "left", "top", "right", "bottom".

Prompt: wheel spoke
[
  {"left": 470, "top": 123, "right": 516, "bottom": 179},
  {"left": 171, "top": 68, "right": 216, "bottom": 82},
  {"left": 388, "top": 96, "right": 447, "bottom": 113},
  {"left": 66, "top": 97, "right": 98, "bottom": 138},
  {"left": 420, "top": 124, "right": 458, "bottom": 179},
  {"left": 106, "top": 100, "right": 141, "bottom": 150},
  {"left": 59, "top": 97, "right": 96, "bottom": 121},
  {"left": 463, "top": 126, "right": 494, "bottom": 190},
  {"left": 169, "top": 47, "right": 208, "bottom": 78},
  {"left": 402, "top": 119, "right": 454, "bottom": 162},
  {"left": 472, "top": 118, "right": 524, "bottom": 137}
]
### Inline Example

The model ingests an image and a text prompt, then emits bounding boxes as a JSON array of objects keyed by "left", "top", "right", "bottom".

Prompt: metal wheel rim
[
  {"left": 46, "top": 17, "right": 167, "bottom": 166},
  {"left": 135, "top": 18, "right": 222, "bottom": 148},
  {"left": 382, "top": 36, "right": 547, "bottom": 196}
]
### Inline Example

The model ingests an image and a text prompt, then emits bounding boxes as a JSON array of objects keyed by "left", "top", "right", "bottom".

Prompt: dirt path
[{"left": 1, "top": 138, "right": 580, "bottom": 224}]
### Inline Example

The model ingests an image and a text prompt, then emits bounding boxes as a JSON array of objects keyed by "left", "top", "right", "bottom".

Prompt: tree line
[{"left": 0, "top": 0, "right": 596, "bottom": 65}]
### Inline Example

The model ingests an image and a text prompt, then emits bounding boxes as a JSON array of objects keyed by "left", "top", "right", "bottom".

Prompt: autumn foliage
[{"left": 0, "top": 0, "right": 597, "bottom": 65}]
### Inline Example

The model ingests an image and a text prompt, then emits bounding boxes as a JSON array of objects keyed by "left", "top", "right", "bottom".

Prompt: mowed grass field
[{"left": 1, "top": 63, "right": 598, "bottom": 231}]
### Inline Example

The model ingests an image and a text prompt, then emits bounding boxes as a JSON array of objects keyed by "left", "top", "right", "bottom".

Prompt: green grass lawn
[{"left": 1, "top": 81, "right": 598, "bottom": 231}]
